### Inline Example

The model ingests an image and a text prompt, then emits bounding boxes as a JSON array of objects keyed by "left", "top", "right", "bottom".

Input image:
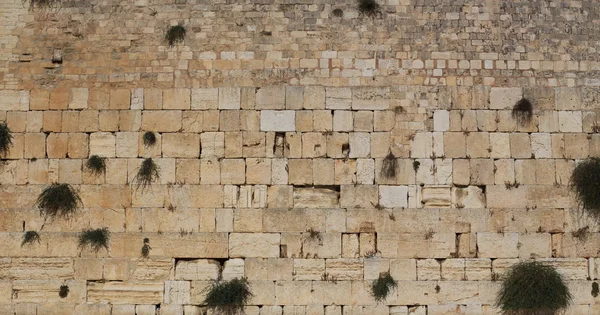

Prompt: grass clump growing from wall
[
  {"left": 380, "top": 152, "right": 397, "bottom": 178},
  {"left": 85, "top": 155, "right": 106, "bottom": 176},
  {"left": 0, "top": 123, "right": 13, "bottom": 158},
  {"left": 143, "top": 131, "right": 157, "bottom": 148},
  {"left": 134, "top": 158, "right": 160, "bottom": 192},
  {"left": 496, "top": 261, "right": 571, "bottom": 315},
  {"left": 571, "top": 158, "right": 600, "bottom": 221},
  {"left": 58, "top": 285, "right": 69, "bottom": 298},
  {"left": 36, "top": 183, "right": 82, "bottom": 219},
  {"left": 166, "top": 25, "right": 186, "bottom": 46},
  {"left": 358, "top": 0, "right": 381, "bottom": 18},
  {"left": 141, "top": 238, "right": 151, "bottom": 258},
  {"left": 203, "top": 277, "right": 252, "bottom": 315},
  {"left": 78, "top": 228, "right": 110, "bottom": 253},
  {"left": 370, "top": 272, "right": 397, "bottom": 302},
  {"left": 21, "top": 231, "right": 41, "bottom": 247},
  {"left": 512, "top": 98, "right": 533, "bottom": 127},
  {"left": 332, "top": 8, "right": 344, "bottom": 17}
]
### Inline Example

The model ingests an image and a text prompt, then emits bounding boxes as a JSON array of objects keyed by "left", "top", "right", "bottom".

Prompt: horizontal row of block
[
  {"left": 2, "top": 85, "right": 599, "bottom": 111},
  {"left": 0, "top": 205, "right": 578, "bottom": 234},
  {"left": 0, "top": 180, "right": 576, "bottom": 211},
  {"left": 4, "top": 129, "right": 600, "bottom": 160},
  {"left": 0, "top": 156, "right": 582, "bottom": 190},
  {"left": 1, "top": 230, "right": 597, "bottom": 259},
  {"left": 3, "top": 277, "right": 598, "bottom": 307}
]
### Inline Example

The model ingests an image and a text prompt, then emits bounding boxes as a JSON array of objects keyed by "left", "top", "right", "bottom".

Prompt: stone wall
[{"left": 1, "top": 0, "right": 600, "bottom": 314}]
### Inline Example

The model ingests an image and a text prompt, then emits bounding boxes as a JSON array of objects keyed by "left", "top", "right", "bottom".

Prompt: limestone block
[
  {"left": 0, "top": 90, "right": 29, "bottom": 110},
  {"left": 46, "top": 133, "right": 67, "bottom": 158},
  {"left": 216, "top": 87, "right": 241, "bottom": 109},
  {"left": 342, "top": 234, "right": 360, "bottom": 258},
  {"left": 293, "top": 187, "right": 339, "bottom": 208},
  {"left": 410, "top": 132, "right": 433, "bottom": 158},
  {"left": 417, "top": 259, "right": 440, "bottom": 280},
  {"left": 87, "top": 282, "right": 163, "bottom": 304},
  {"left": 352, "top": 87, "right": 389, "bottom": 110},
  {"left": 441, "top": 259, "right": 465, "bottom": 281},
  {"left": 443, "top": 132, "right": 465, "bottom": 158},
  {"left": 311, "top": 281, "right": 352, "bottom": 305},
  {"left": 477, "top": 233, "right": 518, "bottom": 258},
  {"left": 461, "top": 110, "right": 478, "bottom": 131},
  {"left": 494, "top": 159, "right": 514, "bottom": 185},
  {"left": 453, "top": 186, "right": 485, "bottom": 208},
  {"left": 555, "top": 87, "right": 581, "bottom": 110},
  {"left": 7, "top": 258, "right": 73, "bottom": 280},
  {"left": 335, "top": 159, "right": 356, "bottom": 184},
  {"left": 98, "top": 111, "right": 119, "bottom": 132},
  {"left": 325, "top": 259, "right": 363, "bottom": 280},
  {"left": 295, "top": 110, "right": 313, "bottom": 132},
  {"left": 202, "top": 110, "right": 219, "bottom": 131},
  {"left": 30, "top": 90, "right": 49, "bottom": 110},
  {"left": 68, "top": 88, "right": 88, "bottom": 109},
  {"left": 434, "top": 110, "right": 449, "bottom": 131},
  {"left": 229, "top": 233, "right": 280, "bottom": 258},
  {"left": 161, "top": 133, "right": 200, "bottom": 158},
  {"left": 558, "top": 111, "right": 582, "bottom": 132},
  {"left": 239, "top": 131, "right": 264, "bottom": 157},
  {"left": 378, "top": 185, "right": 408, "bottom": 208},
  {"left": 293, "top": 259, "right": 325, "bottom": 280},
  {"left": 110, "top": 89, "right": 131, "bottom": 109},
  {"left": 490, "top": 87, "right": 521, "bottom": 110},
  {"left": 201, "top": 132, "right": 225, "bottom": 158},
  {"left": 390, "top": 259, "right": 416, "bottom": 281},
  {"left": 326, "top": 132, "right": 349, "bottom": 158},
  {"left": 164, "top": 281, "right": 191, "bottom": 305},
  {"left": 538, "top": 110, "right": 559, "bottom": 132},
  {"left": 326, "top": 87, "right": 352, "bottom": 109},
  {"left": 302, "top": 133, "right": 327, "bottom": 158},
  {"left": 219, "top": 110, "right": 241, "bottom": 131},
  {"left": 564, "top": 133, "right": 589, "bottom": 159},
  {"left": 353, "top": 111, "right": 373, "bottom": 132},
  {"left": 518, "top": 233, "right": 551, "bottom": 259},
  {"left": 275, "top": 281, "right": 313, "bottom": 305},
  {"left": 142, "top": 111, "right": 181, "bottom": 132},
  {"left": 285, "top": 86, "right": 304, "bottom": 110},
  {"left": 313, "top": 159, "right": 334, "bottom": 185},
  {"left": 256, "top": 86, "right": 285, "bottom": 109},
  {"left": 221, "top": 259, "right": 244, "bottom": 280},
  {"left": 464, "top": 259, "right": 491, "bottom": 281},
  {"left": 12, "top": 280, "right": 84, "bottom": 303},
  {"left": 190, "top": 88, "right": 217, "bottom": 110},
  {"left": 175, "top": 260, "right": 219, "bottom": 281},
  {"left": 303, "top": 86, "right": 325, "bottom": 109},
  {"left": 373, "top": 111, "right": 395, "bottom": 132},
  {"left": 470, "top": 159, "right": 494, "bottom": 185},
  {"left": 340, "top": 185, "right": 378, "bottom": 209},
  {"left": 260, "top": 110, "right": 295, "bottom": 132},
  {"left": 356, "top": 159, "right": 374, "bottom": 184},
  {"left": 288, "top": 159, "right": 313, "bottom": 185},
  {"left": 466, "top": 132, "right": 490, "bottom": 158},
  {"left": 421, "top": 186, "right": 451, "bottom": 208},
  {"left": 396, "top": 281, "right": 438, "bottom": 305},
  {"left": 370, "top": 132, "right": 389, "bottom": 158},
  {"left": 163, "top": 89, "right": 190, "bottom": 110},
  {"left": 129, "top": 258, "right": 173, "bottom": 281},
  {"left": 89, "top": 132, "right": 116, "bottom": 157},
  {"left": 332, "top": 111, "right": 353, "bottom": 132},
  {"left": 349, "top": 133, "right": 370, "bottom": 158}
]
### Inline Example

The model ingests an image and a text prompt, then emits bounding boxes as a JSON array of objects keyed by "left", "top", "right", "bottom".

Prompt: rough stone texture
[{"left": 0, "top": 0, "right": 597, "bottom": 312}]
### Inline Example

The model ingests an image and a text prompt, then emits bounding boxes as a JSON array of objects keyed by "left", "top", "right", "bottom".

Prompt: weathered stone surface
[
  {"left": 229, "top": 233, "right": 280, "bottom": 257},
  {"left": 87, "top": 282, "right": 163, "bottom": 304}
]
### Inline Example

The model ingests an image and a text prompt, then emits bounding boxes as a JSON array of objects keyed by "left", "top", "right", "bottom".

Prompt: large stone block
[
  {"left": 477, "top": 233, "right": 518, "bottom": 258},
  {"left": 490, "top": 87, "right": 521, "bottom": 109},
  {"left": 87, "top": 282, "right": 163, "bottom": 304},
  {"left": 229, "top": 233, "right": 280, "bottom": 258},
  {"left": 260, "top": 110, "right": 296, "bottom": 131},
  {"left": 0, "top": 90, "right": 29, "bottom": 110}
]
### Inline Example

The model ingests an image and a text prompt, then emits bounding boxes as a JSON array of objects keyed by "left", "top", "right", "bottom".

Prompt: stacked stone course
[{"left": 1, "top": 0, "right": 600, "bottom": 314}]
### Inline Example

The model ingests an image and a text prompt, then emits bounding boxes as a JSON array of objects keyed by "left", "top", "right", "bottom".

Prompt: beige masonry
[{"left": 0, "top": 0, "right": 599, "bottom": 313}]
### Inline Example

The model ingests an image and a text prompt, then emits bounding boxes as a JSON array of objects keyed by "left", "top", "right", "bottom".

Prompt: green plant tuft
[
  {"left": 36, "top": 183, "right": 82, "bottom": 219},
  {"left": 85, "top": 155, "right": 107, "bottom": 176},
  {"left": 203, "top": 277, "right": 252, "bottom": 315},
  {"left": 141, "top": 238, "right": 151, "bottom": 258},
  {"left": 134, "top": 158, "right": 160, "bottom": 192},
  {"left": 496, "top": 261, "right": 572, "bottom": 315},
  {"left": 26, "top": 0, "right": 60, "bottom": 8},
  {"left": 143, "top": 131, "right": 157, "bottom": 148},
  {"left": 358, "top": 0, "right": 381, "bottom": 18},
  {"left": 380, "top": 152, "right": 397, "bottom": 179},
  {"left": 59, "top": 285, "right": 69, "bottom": 298},
  {"left": 166, "top": 25, "right": 186, "bottom": 46},
  {"left": 370, "top": 272, "right": 397, "bottom": 302},
  {"left": 21, "top": 231, "right": 41, "bottom": 247},
  {"left": 592, "top": 282, "right": 599, "bottom": 298},
  {"left": 78, "top": 228, "right": 110, "bottom": 253},
  {"left": 332, "top": 8, "right": 344, "bottom": 17},
  {"left": 571, "top": 158, "right": 600, "bottom": 221},
  {"left": 0, "top": 122, "right": 13, "bottom": 158},
  {"left": 512, "top": 98, "right": 533, "bottom": 127}
]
